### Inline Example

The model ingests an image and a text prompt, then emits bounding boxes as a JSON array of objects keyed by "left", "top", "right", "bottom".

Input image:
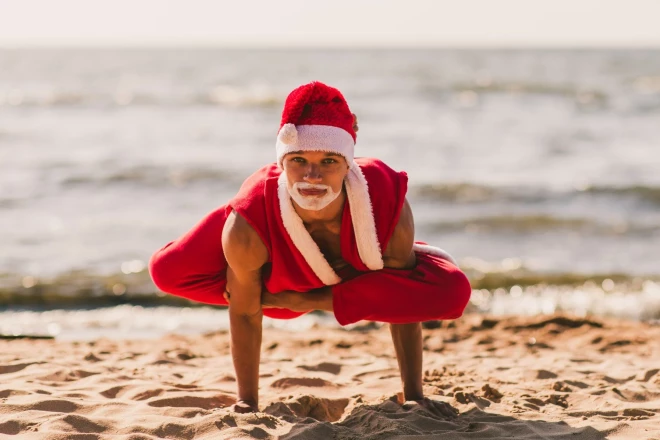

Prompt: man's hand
[
  {"left": 229, "top": 399, "right": 259, "bottom": 414},
  {"left": 403, "top": 398, "right": 459, "bottom": 419}
]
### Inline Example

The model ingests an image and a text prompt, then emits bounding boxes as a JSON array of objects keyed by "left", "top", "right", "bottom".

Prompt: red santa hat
[{"left": 276, "top": 81, "right": 356, "bottom": 168}]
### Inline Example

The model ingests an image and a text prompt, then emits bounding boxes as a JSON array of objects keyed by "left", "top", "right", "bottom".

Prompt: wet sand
[{"left": 1, "top": 314, "right": 659, "bottom": 439}]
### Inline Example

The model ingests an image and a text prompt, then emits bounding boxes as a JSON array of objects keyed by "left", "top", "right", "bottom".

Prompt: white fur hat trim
[{"left": 276, "top": 124, "right": 355, "bottom": 167}]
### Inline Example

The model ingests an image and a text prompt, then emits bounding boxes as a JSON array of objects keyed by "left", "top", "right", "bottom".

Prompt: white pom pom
[{"left": 278, "top": 123, "right": 298, "bottom": 146}]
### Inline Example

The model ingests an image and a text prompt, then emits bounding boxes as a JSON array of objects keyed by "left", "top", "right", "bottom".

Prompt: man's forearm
[
  {"left": 261, "top": 287, "right": 333, "bottom": 312},
  {"left": 229, "top": 309, "right": 263, "bottom": 407},
  {"left": 390, "top": 322, "right": 424, "bottom": 401}
]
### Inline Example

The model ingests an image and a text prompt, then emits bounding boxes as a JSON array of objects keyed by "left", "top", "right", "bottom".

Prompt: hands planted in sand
[
  {"left": 404, "top": 398, "right": 459, "bottom": 419},
  {"left": 229, "top": 399, "right": 259, "bottom": 414}
]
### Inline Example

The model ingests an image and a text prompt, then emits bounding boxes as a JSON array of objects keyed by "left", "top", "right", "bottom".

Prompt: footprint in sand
[
  {"left": 564, "top": 380, "right": 589, "bottom": 389},
  {"left": 536, "top": 370, "right": 558, "bottom": 380},
  {"left": 0, "top": 420, "right": 39, "bottom": 435},
  {"left": 0, "top": 362, "right": 44, "bottom": 375},
  {"left": 637, "top": 369, "right": 659, "bottom": 382},
  {"left": 131, "top": 388, "right": 165, "bottom": 401},
  {"left": 32, "top": 400, "right": 80, "bottom": 413},
  {"left": 36, "top": 369, "right": 100, "bottom": 382},
  {"left": 147, "top": 395, "right": 235, "bottom": 409},
  {"left": 100, "top": 385, "right": 126, "bottom": 399},
  {"left": 265, "top": 395, "right": 349, "bottom": 422},
  {"left": 622, "top": 408, "right": 655, "bottom": 419},
  {"left": 0, "top": 389, "right": 31, "bottom": 398},
  {"left": 42, "top": 414, "right": 109, "bottom": 434},
  {"left": 297, "top": 362, "right": 342, "bottom": 375},
  {"left": 270, "top": 377, "right": 338, "bottom": 389}
]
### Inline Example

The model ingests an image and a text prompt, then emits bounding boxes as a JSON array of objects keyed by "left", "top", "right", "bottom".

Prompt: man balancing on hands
[{"left": 149, "top": 81, "right": 471, "bottom": 415}]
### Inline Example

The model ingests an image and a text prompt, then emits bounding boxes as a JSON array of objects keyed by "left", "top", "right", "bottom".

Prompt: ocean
[{"left": 1, "top": 49, "right": 659, "bottom": 338}]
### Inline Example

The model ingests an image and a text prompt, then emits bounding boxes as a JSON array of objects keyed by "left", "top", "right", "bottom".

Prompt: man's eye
[
  {"left": 292, "top": 157, "right": 305, "bottom": 163},
  {"left": 322, "top": 159, "right": 337, "bottom": 164}
]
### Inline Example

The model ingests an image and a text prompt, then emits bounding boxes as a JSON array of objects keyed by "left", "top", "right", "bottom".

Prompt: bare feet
[{"left": 229, "top": 400, "right": 259, "bottom": 413}]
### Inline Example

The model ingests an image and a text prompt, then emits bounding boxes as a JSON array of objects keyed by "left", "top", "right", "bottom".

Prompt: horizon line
[{"left": 3, "top": 43, "right": 660, "bottom": 50}]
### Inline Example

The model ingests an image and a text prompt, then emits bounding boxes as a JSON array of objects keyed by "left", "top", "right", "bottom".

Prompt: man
[{"left": 149, "top": 81, "right": 471, "bottom": 416}]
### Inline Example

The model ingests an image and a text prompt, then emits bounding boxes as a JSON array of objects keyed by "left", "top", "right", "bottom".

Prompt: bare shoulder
[
  {"left": 222, "top": 210, "right": 269, "bottom": 272},
  {"left": 383, "top": 198, "right": 416, "bottom": 269}
]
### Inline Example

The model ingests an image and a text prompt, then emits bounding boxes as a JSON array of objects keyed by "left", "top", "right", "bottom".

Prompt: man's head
[
  {"left": 277, "top": 82, "right": 357, "bottom": 211},
  {"left": 276, "top": 81, "right": 357, "bottom": 168}
]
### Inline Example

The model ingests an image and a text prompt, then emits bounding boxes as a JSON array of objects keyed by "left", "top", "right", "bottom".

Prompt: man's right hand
[{"left": 229, "top": 399, "right": 259, "bottom": 414}]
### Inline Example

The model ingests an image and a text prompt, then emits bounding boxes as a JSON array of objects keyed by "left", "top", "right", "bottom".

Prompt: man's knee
[{"left": 429, "top": 268, "right": 472, "bottom": 319}]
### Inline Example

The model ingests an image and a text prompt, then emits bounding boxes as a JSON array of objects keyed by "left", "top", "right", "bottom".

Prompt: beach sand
[{"left": 1, "top": 314, "right": 659, "bottom": 439}]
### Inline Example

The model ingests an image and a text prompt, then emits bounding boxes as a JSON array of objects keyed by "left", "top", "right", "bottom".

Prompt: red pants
[
  {"left": 149, "top": 207, "right": 471, "bottom": 325},
  {"left": 332, "top": 252, "right": 471, "bottom": 326}
]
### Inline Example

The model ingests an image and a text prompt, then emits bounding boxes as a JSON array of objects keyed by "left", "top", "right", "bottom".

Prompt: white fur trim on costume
[
  {"left": 276, "top": 124, "right": 354, "bottom": 167},
  {"left": 344, "top": 162, "right": 384, "bottom": 270},
  {"left": 278, "top": 123, "right": 298, "bottom": 145},
  {"left": 277, "top": 173, "right": 342, "bottom": 286},
  {"left": 412, "top": 243, "right": 458, "bottom": 266}
]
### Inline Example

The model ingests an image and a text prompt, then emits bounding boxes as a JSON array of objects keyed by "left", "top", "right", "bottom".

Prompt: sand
[{"left": 1, "top": 314, "right": 659, "bottom": 439}]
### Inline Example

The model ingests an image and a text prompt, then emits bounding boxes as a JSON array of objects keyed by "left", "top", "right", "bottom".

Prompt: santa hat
[{"left": 276, "top": 81, "right": 356, "bottom": 167}]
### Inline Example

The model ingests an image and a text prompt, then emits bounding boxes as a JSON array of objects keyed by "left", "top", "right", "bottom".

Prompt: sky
[{"left": 1, "top": 0, "right": 660, "bottom": 48}]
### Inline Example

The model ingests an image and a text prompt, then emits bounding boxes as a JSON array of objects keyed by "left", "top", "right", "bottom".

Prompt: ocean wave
[
  {"left": 462, "top": 263, "right": 637, "bottom": 291},
  {"left": 61, "top": 165, "right": 238, "bottom": 188},
  {"left": 424, "top": 215, "right": 653, "bottom": 235},
  {"left": 0, "top": 85, "right": 282, "bottom": 109},
  {"left": 0, "top": 269, "right": 177, "bottom": 308},
  {"left": 2, "top": 263, "right": 659, "bottom": 310},
  {"left": 201, "top": 85, "right": 281, "bottom": 107},
  {"left": 453, "top": 81, "right": 607, "bottom": 101},
  {"left": 411, "top": 183, "right": 660, "bottom": 206},
  {"left": 419, "top": 80, "right": 608, "bottom": 107},
  {"left": 467, "top": 279, "right": 660, "bottom": 321},
  {"left": 410, "top": 183, "right": 502, "bottom": 202},
  {"left": 582, "top": 185, "right": 660, "bottom": 205},
  {"left": 632, "top": 75, "right": 660, "bottom": 93},
  {"left": 0, "top": 198, "right": 21, "bottom": 209}
]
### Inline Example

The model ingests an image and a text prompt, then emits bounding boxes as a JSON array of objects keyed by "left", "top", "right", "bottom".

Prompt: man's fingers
[
  {"left": 404, "top": 399, "right": 458, "bottom": 419},
  {"left": 432, "top": 401, "right": 458, "bottom": 419}
]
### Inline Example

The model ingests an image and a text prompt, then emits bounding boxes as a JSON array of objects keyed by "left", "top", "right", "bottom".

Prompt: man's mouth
[{"left": 298, "top": 188, "right": 327, "bottom": 197}]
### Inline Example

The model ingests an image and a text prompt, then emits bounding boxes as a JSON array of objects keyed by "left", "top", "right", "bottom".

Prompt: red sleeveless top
[
  {"left": 150, "top": 158, "right": 408, "bottom": 320},
  {"left": 229, "top": 157, "right": 407, "bottom": 292}
]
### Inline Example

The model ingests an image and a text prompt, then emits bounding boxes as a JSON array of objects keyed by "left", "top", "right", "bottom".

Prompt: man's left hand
[{"left": 402, "top": 398, "right": 459, "bottom": 419}]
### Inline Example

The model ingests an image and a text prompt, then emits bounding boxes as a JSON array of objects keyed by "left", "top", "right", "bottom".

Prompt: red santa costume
[{"left": 149, "top": 82, "right": 471, "bottom": 325}]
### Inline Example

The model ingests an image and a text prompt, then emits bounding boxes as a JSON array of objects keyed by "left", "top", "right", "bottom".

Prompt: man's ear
[{"left": 352, "top": 113, "right": 359, "bottom": 132}]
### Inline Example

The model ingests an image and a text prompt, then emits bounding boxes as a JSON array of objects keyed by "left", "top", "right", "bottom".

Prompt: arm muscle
[{"left": 383, "top": 198, "right": 416, "bottom": 270}]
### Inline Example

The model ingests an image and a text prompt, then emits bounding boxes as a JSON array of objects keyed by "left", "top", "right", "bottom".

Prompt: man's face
[{"left": 282, "top": 150, "right": 349, "bottom": 211}]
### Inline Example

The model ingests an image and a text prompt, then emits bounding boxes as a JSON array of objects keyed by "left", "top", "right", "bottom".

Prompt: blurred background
[{"left": 1, "top": 0, "right": 659, "bottom": 339}]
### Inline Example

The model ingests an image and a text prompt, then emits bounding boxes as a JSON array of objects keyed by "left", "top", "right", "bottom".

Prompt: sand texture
[{"left": 1, "top": 314, "right": 659, "bottom": 439}]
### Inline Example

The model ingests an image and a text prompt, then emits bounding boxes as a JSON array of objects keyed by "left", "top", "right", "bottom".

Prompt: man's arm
[
  {"left": 382, "top": 198, "right": 416, "bottom": 270},
  {"left": 222, "top": 210, "right": 269, "bottom": 413},
  {"left": 380, "top": 199, "right": 425, "bottom": 402}
]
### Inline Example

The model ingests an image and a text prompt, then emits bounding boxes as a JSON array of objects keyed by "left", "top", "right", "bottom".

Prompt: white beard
[{"left": 287, "top": 182, "right": 341, "bottom": 211}]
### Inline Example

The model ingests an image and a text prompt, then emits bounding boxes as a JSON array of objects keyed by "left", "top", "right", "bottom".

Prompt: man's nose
[{"left": 304, "top": 164, "right": 322, "bottom": 182}]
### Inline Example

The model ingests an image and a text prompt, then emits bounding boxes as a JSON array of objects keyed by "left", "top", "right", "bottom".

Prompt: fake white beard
[{"left": 287, "top": 182, "right": 341, "bottom": 211}]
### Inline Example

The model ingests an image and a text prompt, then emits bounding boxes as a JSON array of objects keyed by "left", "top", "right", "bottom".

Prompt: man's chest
[{"left": 306, "top": 222, "right": 343, "bottom": 265}]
